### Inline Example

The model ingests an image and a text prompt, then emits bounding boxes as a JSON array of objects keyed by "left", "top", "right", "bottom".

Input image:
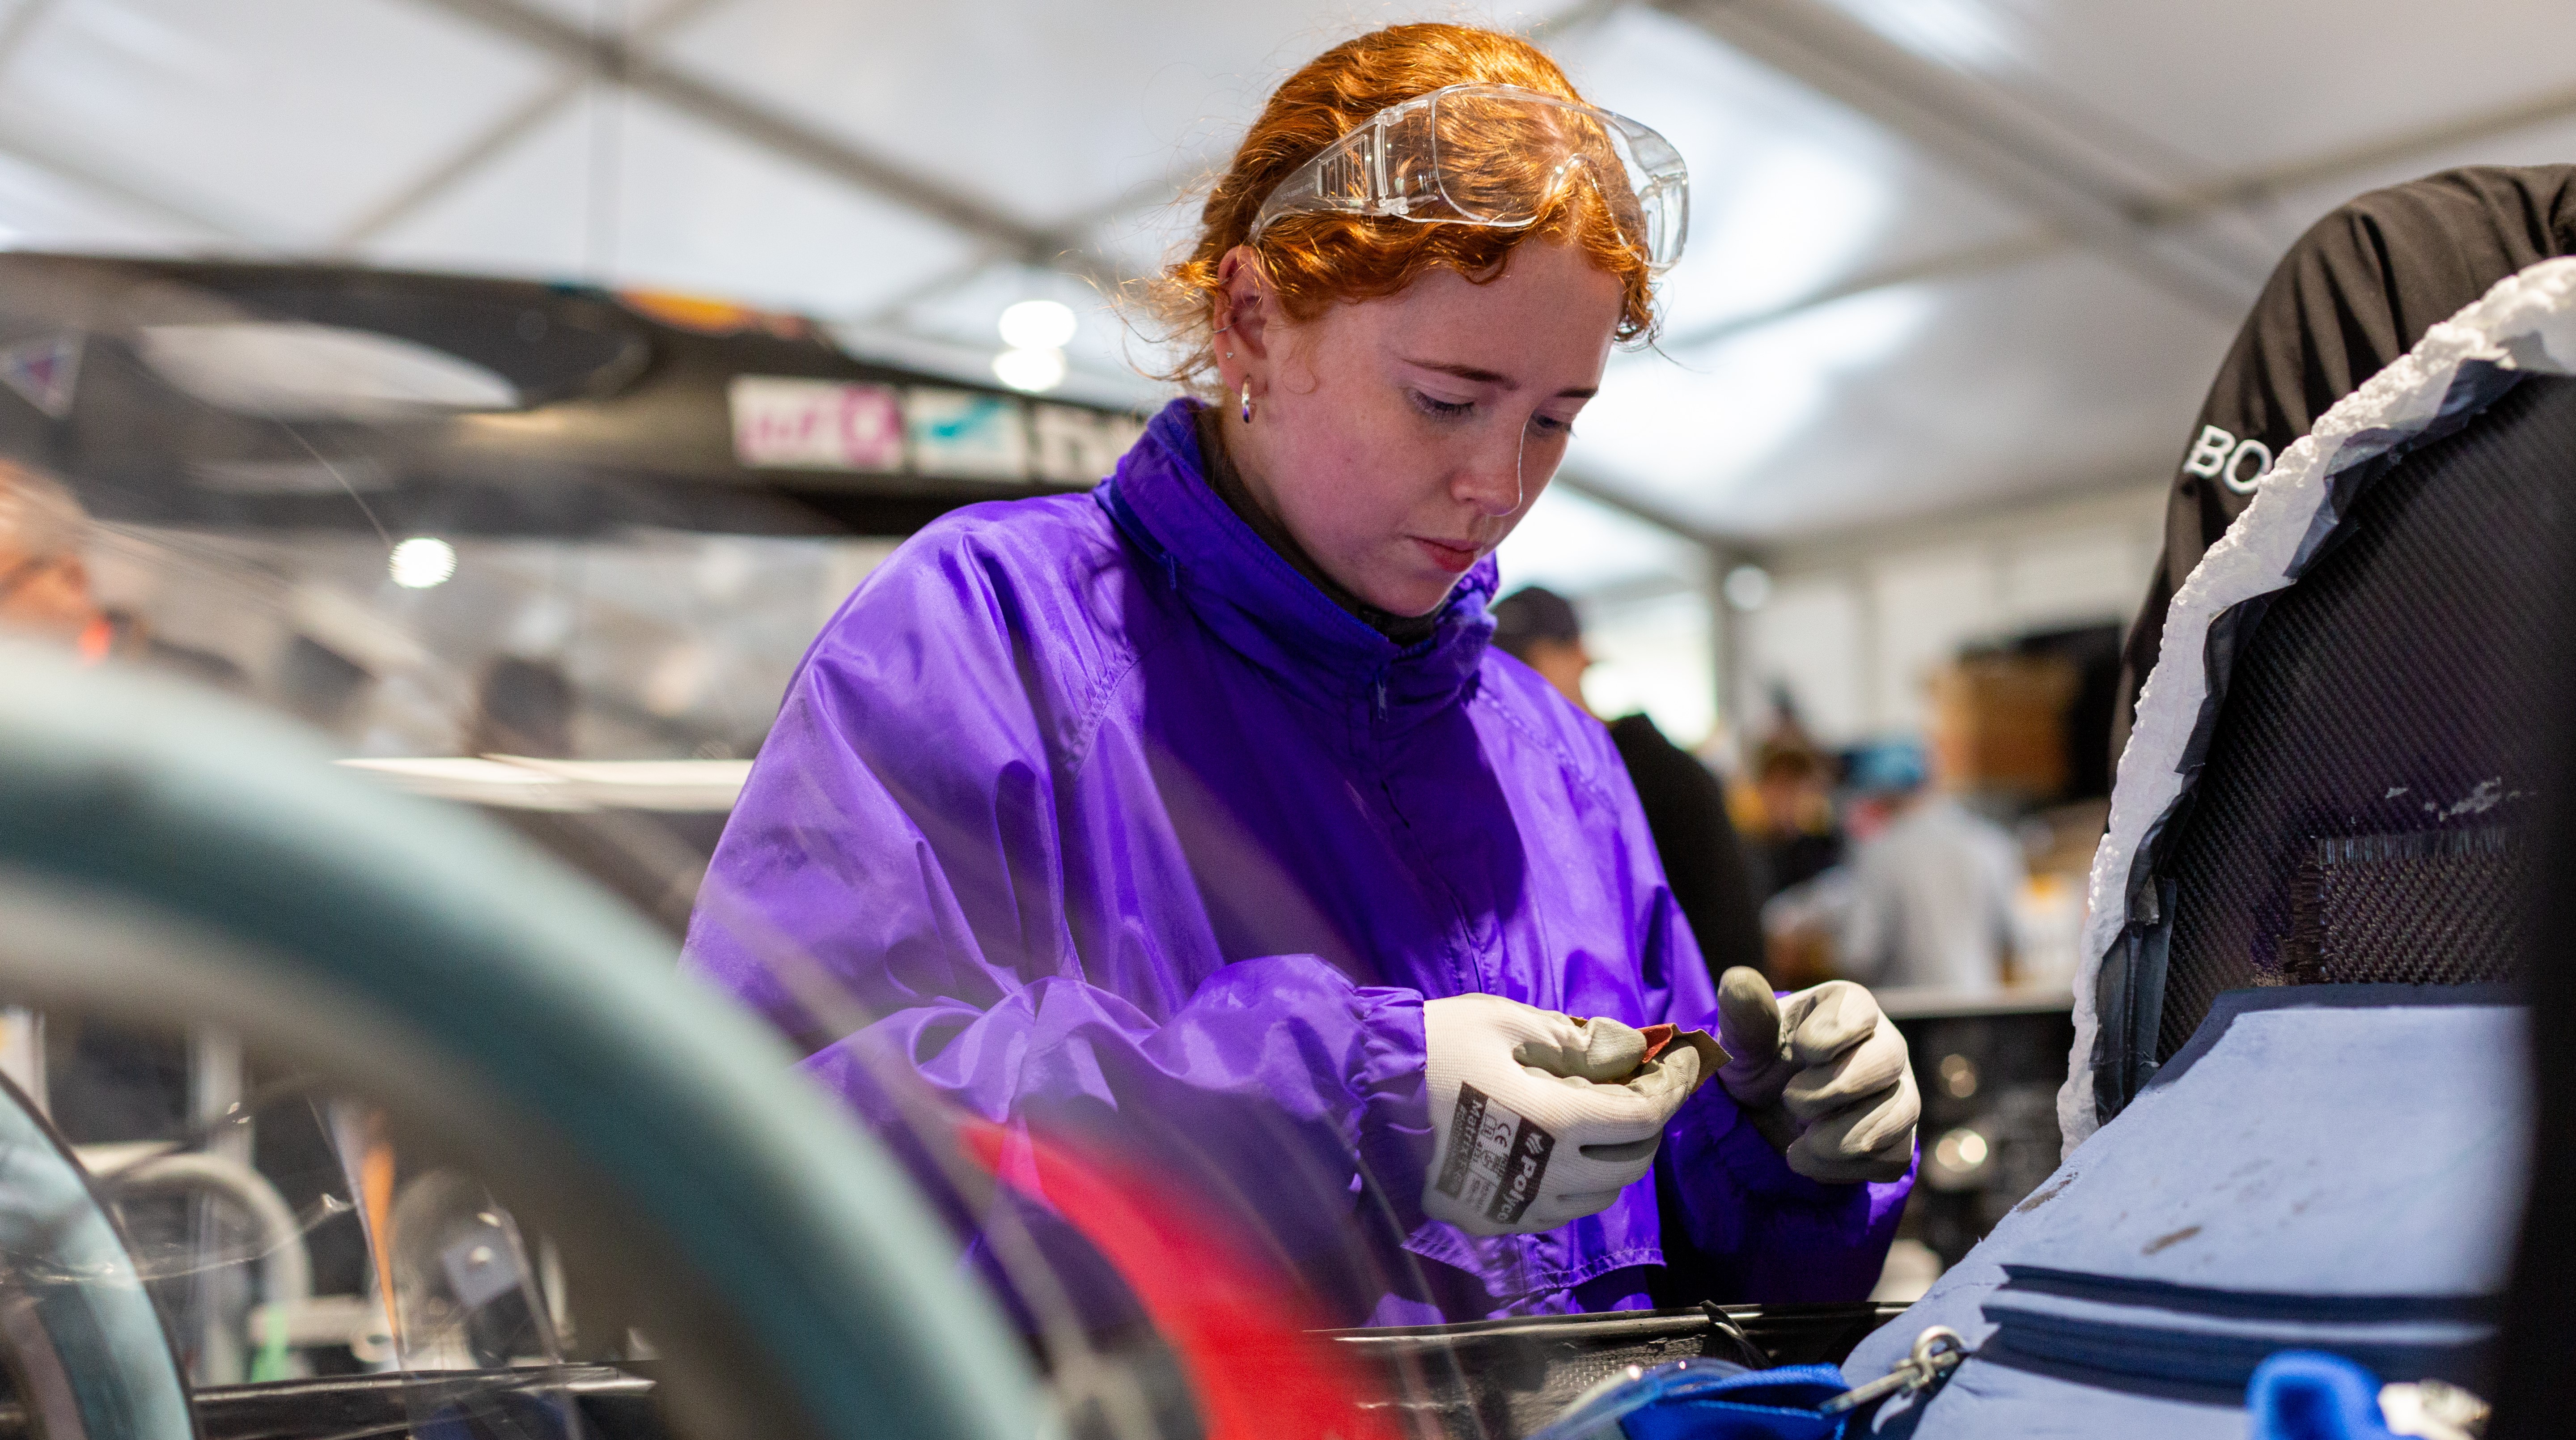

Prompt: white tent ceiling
[{"left": 0, "top": 0, "right": 2570, "bottom": 583}]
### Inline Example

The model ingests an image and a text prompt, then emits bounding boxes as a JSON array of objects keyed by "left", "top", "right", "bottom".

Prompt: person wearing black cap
[{"left": 1491, "top": 585, "right": 1767, "bottom": 983}]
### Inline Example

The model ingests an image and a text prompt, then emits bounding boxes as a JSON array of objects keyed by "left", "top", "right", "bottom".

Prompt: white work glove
[
  {"left": 1421, "top": 994, "right": 1724, "bottom": 1236},
  {"left": 1712, "top": 968, "right": 1919, "bottom": 1184}
]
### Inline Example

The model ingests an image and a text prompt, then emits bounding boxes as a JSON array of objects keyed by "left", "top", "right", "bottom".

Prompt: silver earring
[{"left": 1239, "top": 379, "right": 1254, "bottom": 424}]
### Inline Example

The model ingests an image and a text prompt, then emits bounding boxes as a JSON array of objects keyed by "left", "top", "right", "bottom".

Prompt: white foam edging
[{"left": 2057, "top": 256, "right": 2576, "bottom": 1156}]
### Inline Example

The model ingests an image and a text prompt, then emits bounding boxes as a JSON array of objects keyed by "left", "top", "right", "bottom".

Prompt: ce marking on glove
[
  {"left": 1420, "top": 994, "right": 1716, "bottom": 1236},
  {"left": 1434, "top": 1083, "right": 1558, "bottom": 1228}
]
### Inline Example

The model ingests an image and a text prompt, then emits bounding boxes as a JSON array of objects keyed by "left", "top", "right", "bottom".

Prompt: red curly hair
[{"left": 1149, "top": 23, "right": 1660, "bottom": 391}]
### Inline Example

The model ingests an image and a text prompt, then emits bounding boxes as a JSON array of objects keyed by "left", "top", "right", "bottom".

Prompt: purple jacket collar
[{"left": 1096, "top": 399, "right": 1498, "bottom": 725}]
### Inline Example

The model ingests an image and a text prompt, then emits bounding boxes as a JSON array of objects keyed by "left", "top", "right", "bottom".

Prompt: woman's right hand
[
  {"left": 1712, "top": 968, "right": 1919, "bottom": 1184},
  {"left": 1419, "top": 994, "right": 1718, "bottom": 1236}
]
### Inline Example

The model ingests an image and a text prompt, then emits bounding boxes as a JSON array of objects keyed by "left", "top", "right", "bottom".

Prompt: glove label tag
[{"left": 1434, "top": 1083, "right": 1556, "bottom": 1226}]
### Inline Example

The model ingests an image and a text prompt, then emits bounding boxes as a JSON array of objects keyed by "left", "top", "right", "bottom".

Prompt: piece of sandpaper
[{"left": 1637, "top": 1023, "right": 1728, "bottom": 1093}]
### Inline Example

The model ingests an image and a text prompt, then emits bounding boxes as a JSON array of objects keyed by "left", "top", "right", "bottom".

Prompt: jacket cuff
[{"left": 1347, "top": 985, "right": 1433, "bottom": 1233}]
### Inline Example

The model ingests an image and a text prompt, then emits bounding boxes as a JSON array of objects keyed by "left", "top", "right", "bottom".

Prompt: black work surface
[
  {"left": 73, "top": 1305, "right": 1903, "bottom": 1440},
  {"left": 177, "top": 1365, "right": 658, "bottom": 1440},
  {"left": 1328, "top": 1300, "right": 1906, "bottom": 1439}
]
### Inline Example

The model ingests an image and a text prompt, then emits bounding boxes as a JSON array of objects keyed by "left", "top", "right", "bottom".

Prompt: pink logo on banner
[{"left": 729, "top": 377, "right": 904, "bottom": 472}]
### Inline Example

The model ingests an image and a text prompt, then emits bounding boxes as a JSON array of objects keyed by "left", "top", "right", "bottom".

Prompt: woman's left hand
[{"left": 1711, "top": 969, "right": 1919, "bottom": 1184}]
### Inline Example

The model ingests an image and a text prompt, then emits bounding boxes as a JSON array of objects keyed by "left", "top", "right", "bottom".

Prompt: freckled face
[{"left": 1214, "top": 240, "right": 1624, "bottom": 616}]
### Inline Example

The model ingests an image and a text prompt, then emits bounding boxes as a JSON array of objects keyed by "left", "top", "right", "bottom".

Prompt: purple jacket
[{"left": 685, "top": 399, "right": 1907, "bottom": 1324}]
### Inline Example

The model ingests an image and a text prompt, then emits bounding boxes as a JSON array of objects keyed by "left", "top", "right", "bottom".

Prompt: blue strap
[
  {"left": 2246, "top": 1352, "right": 2400, "bottom": 1440},
  {"left": 1537, "top": 1361, "right": 1855, "bottom": 1440}
]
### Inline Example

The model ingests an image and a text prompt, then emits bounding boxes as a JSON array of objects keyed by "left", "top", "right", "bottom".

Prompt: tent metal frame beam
[
  {"left": 0, "top": 0, "right": 57, "bottom": 78},
  {"left": 1659, "top": 76, "right": 2576, "bottom": 356},
  {"left": 0, "top": 0, "right": 272, "bottom": 247},
  {"left": 1662, "top": 233, "right": 2058, "bottom": 353},
  {"left": 339, "top": 0, "right": 731, "bottom": 252},
  {"left": 1652, "top": 0, "right": 2267, "bottom": 319},
  {"left": 1552, "top": 470, "right": 1724, "bottom": 542},
  {"left": 0, "top": 121, "right": 271, "bottom": 247},
  {"left": 400, "top": 0, "right": 1099, "bottom": 276},
  {"left": 2152, "top": 79, "right": 2576, "bottom": 220},
  {"left": 142, "top": 0, "right": 2567, "bottom": 550}
]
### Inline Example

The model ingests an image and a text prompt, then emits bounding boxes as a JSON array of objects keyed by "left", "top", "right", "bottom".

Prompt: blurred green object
[
  {"left": 248, "top": 1304, "right": 293, "bottom": 1385},
  {"left": 0, "top": 641, "right": 1038, "bottom": 1440}
]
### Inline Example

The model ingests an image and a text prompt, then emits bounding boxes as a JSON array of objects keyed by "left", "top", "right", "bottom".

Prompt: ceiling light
[
  {"left": 389, "top": 536, "right": 456, "bottom": 589},
  {"left": 1723, "top": 564, "right": 1773, "bottom": 611},
  {"left": 997, "top": 299, "right": 1077, "bottom": 352},
  {"left": 993, "top": 346, "right": 1067, "bottom": 394}
]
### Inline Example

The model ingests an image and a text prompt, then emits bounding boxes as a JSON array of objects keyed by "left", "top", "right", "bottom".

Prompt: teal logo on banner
[{"left": 906, "top": 387, "right": 1029, "bottom": 482}]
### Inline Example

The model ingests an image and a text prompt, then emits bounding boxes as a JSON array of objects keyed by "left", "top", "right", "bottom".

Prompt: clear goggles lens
[{"left": 1247, "top": 84, "right": 1689, "bottom": 273}]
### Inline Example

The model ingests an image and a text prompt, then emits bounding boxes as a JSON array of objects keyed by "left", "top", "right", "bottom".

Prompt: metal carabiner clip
[{"left": 1817, "top": 1325, "right": 1969, "bottom": 1417}]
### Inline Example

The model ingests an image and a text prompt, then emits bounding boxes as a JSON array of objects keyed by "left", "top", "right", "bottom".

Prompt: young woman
[{"left": 686, "top": 22, "right": 1916, "bottom": 1325}]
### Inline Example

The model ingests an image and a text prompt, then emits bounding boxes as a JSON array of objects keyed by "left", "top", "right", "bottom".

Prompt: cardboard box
[{"left": 1929, "top": 655, "right": 2080, "bottom": 800}]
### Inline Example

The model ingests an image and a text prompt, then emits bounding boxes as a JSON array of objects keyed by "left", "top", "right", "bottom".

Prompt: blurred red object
[{"left": 959, "top": 1120, "right": 1402, "bottom": 1440}]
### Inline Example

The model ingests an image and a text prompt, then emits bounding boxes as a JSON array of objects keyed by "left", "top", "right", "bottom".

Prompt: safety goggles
[{"left": 1247, "top": 83, "right": 1689, "bottom": 273}]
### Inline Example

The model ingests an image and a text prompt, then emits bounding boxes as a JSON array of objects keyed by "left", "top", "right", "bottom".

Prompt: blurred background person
[
  {"left": 1748, "top": 720, "right": 1847, "bottom": 989},
  {"left": 466, "top": 654, "right": 578, "bottom": 758},
  {"left": 1835, "top": 739, "right": 2021, "bottom": 995},
  {"left": 0, "top": 458, "right": 107, "bottom": 657},
  {"left": 0, "top": 457, "right": 247, "bottom": 688},
  {"left": 1748, "top": 734, "right": 1843, "bottom": 902},
  {"left": 1491, "top": 584, "right": 1767, "bottom": 980}
]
